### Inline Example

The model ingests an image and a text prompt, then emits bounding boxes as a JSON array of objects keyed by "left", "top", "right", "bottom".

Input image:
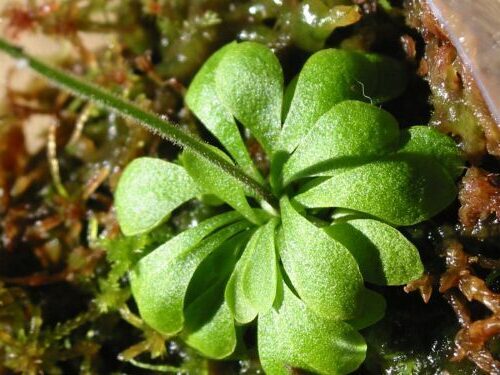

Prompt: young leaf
[
  {"left": 225, "top": 218, "right": 279, "bottom": 323},
  {"left": 115, "top": 157, "right": 200, "bottom": 236},
  {"left": 283, "top": 100, "right": 400, "bottom": 184},
  {"left": 242, "top": 218, "right": 279, "bottom": 313},
  {"left": 326, "top": 218, "right": 424, "bottom": 285},
  {"left": 281, "top": 49, "right": 406, "bottom": 152},
  {"left": 399, "top": 126, "right": 463, "bottom": 179},
  {"left": 182, "top": 148, "right": 263, "bottom": 224},
  {"left": 225, "top": 262, "right": 258, "bottom": 324},
  {"left": 279, "top": 197, "right": 364, "bottom": 319},
  {"left": 364, "top": 53, "right": 408, "bottom": 104},
  {"left": 258, "top": 279, "right": 366, "bottom": 375},
  {"left": 347, "top": 289, "right": 386, "bottom": 330},
  {"left": 215, "top": 41, "right": 283, "bottom": 154},
  {"left": 130, "top": 213, "right": 247, "bottom": 335},
  {"left": 282, "top": 75, "right": 298, "bottom": 120},
  {"left": 185, "top": 44, "right": 262, "bottom": 182},
  {"left": 296, "top": 154, "right": 457, "bottom": 226},
  {"left": 182, "top": 280, "right": 236, "bottom": 359}
]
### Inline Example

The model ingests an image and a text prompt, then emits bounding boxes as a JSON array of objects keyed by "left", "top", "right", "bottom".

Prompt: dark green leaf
[
  {"left": 279, "top": 197, "right": 364, "bottom": 319},
  {"left": 326, "top": 218, "right": 424, "bottom": 285},
  {"left": 281, "top": 49, "right": 406, "bottom": 152},
  {"left": 225, "top": 263, "right": 258, "bottom": 324},
  {"left": 242, "top": 218, "right": 278, "bottom": 312},
  {"left": 296, "top": 154, "right": 457, "bottom": 226},
  {"left": 130, "top": 213, "right": 247, "bottom": 335},
  {"left": 182, "top": 280, "right": 236, "bottom": 359},
  {"left": 215, "top": 42, "right": 283, "bottom": 154},
  {"left": 399, "top": 126, "right": 463, "bottom": 179},
  {"left": 347, "top": 289, "right": 386, "bottom": 330},
  {"left": 186, "top": 44, "right": 262, "bottom": 181},
  {"left": 115, "top": 157, "right": 200, "bottom": 236},
  {"left": 364, "top": 53, "right": 407, "bottom": 103},
  {"left": 258, "top": 279, "right": 366, "bottom": 375},
  {"left": 283, "top": 100, "right": 400, "bottom": 184},
  {"left": 182, "top": 148, "right": 263, "bottom": 224},
  {"left": 225, "top": 218, "right": 279, "bottom": 323}
]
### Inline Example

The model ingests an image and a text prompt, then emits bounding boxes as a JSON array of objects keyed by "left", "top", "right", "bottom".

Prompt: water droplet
[{"left": 16, "top": 58, "right": 28, "bottom": 69}]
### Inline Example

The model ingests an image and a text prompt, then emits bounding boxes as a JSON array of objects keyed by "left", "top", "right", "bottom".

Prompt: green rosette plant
[{"left": 113, "top": 42, "right": 463, "bottom": 374}]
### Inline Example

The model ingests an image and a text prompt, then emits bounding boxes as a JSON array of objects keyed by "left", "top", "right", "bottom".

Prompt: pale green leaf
[
  {"left": 225, "top": 263, "right": 258, "bottom": 324},
  {"left": 182, "top": 280, "right": 236, "bottom": 359},
  {"left": 258, "top": 279, "right": 366, "bottom": 375},
  {"left": 347, "top": 289, "right": 386, "bottom": 330},
  {"left": 242, "top": 218, "right": 278, "bottom": 313},
  {"left": 283, "top": 100, "right": 400, "bottom": 184},
  {"left": 281, "top": 49, "right": 406, "bottom": 152},
  {"left": 279, "top": 197, "right": 364, "bottom": 319},
  {"left": 130, "top": 213, "right": 248, "bottom": 335},
  {"left": 115, "top": 157, "right": 200, "bottom": 236},
  {"left": 215, "top": 41, "right": 283, "bottom": 154},
  {"left": 296, "top": 154, "right": 457, "bottom": 226},
  {"left": 182, "top": 148, "right": 262, "bottom": 224},
  {"left": 225, "top": 218, "right": 278, "bottom": 323},
  {"left": 326, "top": 218, "right": 424, "bottom": 285},
  {"left": 399, "top": 126, "right": 463, "bottom": 179},
  {"left": 185, "top": 44, "right": 262, "bottom": 181}
]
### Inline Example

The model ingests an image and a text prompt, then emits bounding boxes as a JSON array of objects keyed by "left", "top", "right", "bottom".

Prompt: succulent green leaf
[
  {"left": 326, "top": 218, "right": 424, "bottom": 285},
  {"left": 283, "top": 101, "right": 400, "bottom": 184},
  {"left": 185, "top": 44, "right": 261, "bottom": 181},
  {"left": 225, "top": 218, "right": 278, "bottom": 323},
  {"left": 347, "top": 289, "right": 386, "bottom": 330},
  {"left": 258, "top": 279, "right": 366, "bottom": 375},
  {"left": 399, "top": 126, "right": 463, "bottom": 179},
  {"left": 130, "top": 214, "right": 248, "bottom": 335},
  {"left": 182, "top": 280, "right": 236, "bottom": 359},
  {"left": 281, "top": 49, "right": 406, "bottom": 152},
  {"left": 182, "top": 148, "right": 262, "bottom": 224},
  {"left": 225, "top": 262, "right": 258, "bottom": 324},
  {"left": 296, "top": 154, "right": 457, "bottom": 226},
  {"left": 115, "top": 157, "right": 200, "bottom": 236},
  {"left": 363, "top": 53, "right": 408, "bottom": 103},
  {"left": 215, "top": 41, "right": 283, "bottom": 154},
  {"left": 279, "top": 197, "right": 364, "bottom": 319},
  {"left": 242, "top": 218, "right": 278, "bottom": 312}
]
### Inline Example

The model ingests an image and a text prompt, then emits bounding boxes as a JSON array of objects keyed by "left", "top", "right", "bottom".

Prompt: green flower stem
[{"left": 0, "top": 38, "right": 276, "bottom": 208}]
